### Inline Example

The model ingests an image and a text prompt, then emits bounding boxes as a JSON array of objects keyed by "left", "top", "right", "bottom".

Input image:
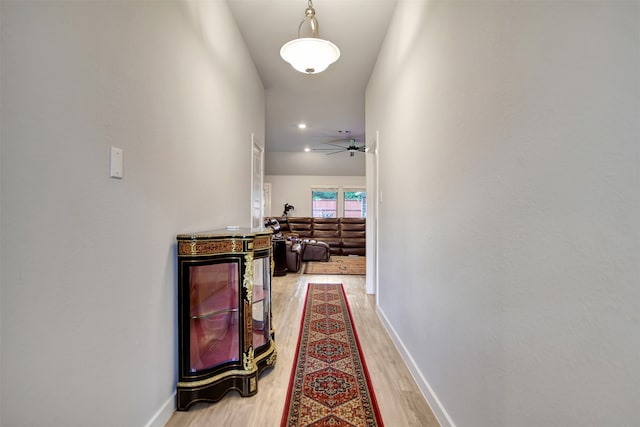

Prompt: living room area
[{"left": 264, "top": 174, "right": 367, "bottom": 275}]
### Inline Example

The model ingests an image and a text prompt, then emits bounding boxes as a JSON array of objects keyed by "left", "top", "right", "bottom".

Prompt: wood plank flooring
[{"left": 164, "top": 272, "right": 440, "bottom": 427}]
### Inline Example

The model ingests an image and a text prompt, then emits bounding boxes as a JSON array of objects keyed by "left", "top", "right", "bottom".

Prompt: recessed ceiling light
[
  {"left": 304, "top": 147, "right": 311, "bottom": 152},
  {"left": 298, "top": 123, "right": 307, "bottom": 129}
]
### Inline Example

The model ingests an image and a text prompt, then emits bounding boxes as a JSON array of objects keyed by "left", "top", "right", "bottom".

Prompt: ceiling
[{"left": 227, "top": 0, "right": 397, "bottom": 155}]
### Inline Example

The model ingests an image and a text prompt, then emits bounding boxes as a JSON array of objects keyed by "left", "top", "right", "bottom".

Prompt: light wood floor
[{"left": 164, "top": 272, "right": 440, "bottom": 427}]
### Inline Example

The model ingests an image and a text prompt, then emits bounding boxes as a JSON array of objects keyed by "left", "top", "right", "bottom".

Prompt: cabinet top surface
[{"left": 177, "top": 227, "right": 272, "bottom": 240}]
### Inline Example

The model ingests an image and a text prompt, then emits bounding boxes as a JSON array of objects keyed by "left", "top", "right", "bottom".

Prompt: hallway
[
  {"left": 2, "top": 2, "right": 638, "bottom": 426},
  {"left": 164, "top": 273, "right": 439, "bottom": 427}
]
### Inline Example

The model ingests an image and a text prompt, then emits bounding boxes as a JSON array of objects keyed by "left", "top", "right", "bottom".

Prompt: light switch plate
[{"left": 110, "top": 146, "right": 123, "bottom": 179}]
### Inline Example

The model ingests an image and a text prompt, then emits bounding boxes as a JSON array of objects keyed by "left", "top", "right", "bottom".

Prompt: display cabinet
[{"left": 176, "top": 228, "right": 276, "bottom": 410}]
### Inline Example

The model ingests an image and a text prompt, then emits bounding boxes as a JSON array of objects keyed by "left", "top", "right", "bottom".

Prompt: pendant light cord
[{"left": 298, "top": 0, "right": 319, "bottom": 38}]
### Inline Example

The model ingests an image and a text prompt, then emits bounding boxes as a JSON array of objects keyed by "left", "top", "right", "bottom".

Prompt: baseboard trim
[
  {"left": 376, "top": 306, "right": 456, "bottom": 427},
  {"left": 145, "top": 392, "right": 176, "bottom": 427}
]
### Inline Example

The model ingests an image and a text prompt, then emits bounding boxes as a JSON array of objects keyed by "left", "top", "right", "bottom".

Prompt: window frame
[
  {"left": 343, "top": 187, "right": 366, "bottom": 218},
  {"left": 311, "top": 187, "right": 338, "bottom": 218}
]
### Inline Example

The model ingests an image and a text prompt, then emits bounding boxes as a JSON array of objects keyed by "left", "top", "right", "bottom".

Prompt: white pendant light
[{"left": 280, "top": 0, "right": 340, "bottom": 74}]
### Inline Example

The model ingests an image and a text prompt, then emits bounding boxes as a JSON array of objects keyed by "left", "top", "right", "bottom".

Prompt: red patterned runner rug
[{"left": 281, "top": 283, "right": 384, "bottom": 427}]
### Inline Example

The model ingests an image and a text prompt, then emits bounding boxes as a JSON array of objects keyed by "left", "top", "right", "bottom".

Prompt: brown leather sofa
[{"left": 271, "top": 217, "right": 366, "bottom": 256}]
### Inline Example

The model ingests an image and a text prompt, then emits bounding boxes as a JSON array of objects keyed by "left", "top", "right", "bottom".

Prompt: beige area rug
[{"left": 304, "top": 256, "right": 366, "bottom": 275}]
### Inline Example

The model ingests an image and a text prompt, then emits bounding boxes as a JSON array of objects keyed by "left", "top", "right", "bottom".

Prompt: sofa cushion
[
  {"left": 317, "top": 237, "right": 341, "bottom": 248},
  {"left": 314, "top": 223, "right": 339, "bottom": 231},
  {"left": 288, "top": 217, "right": 313, "bottom": 224},
  {"left": 314, "top": 230, "right": 339, "bottom": 238},
  {"left": 339, "top": 218, "right": 365, "bottom": 223},
  {"left": 313, "top": 218, "right": 338, "bottom": 230},
  {"left": 340, "top": 222, "right": 365, "bottom": 231},
  {"left": 341, "top": 238, "right": 366, "bottom": 248},
  {"left": 288, "top": 219, "right": 313, "bottom": 237},
  {"left": 340, "top": 230, "right": 366, "bottom": 239},
  {"left": 313, "top": 218, "right": 339, "bottom": 224}
]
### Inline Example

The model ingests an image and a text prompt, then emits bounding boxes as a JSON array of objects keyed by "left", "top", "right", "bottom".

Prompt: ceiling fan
[{"left": 311, "top": 138, "right": 367, "bottom": 157}]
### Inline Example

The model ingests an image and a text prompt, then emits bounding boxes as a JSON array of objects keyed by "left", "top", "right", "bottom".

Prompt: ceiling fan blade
[
  {"left": 325, "top": 151, "right": 344, "bottom": 155},
  {"left": 323, "top": 142, "right": 350, "bottom": 149},
  {"left": 312, "top": 148, "right": 342, "bottom": 151},
  {"left": 324, "top": 135, "right": 365, "bottom": 143}
]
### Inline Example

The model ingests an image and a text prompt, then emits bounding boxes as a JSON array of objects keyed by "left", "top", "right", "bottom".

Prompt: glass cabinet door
[
  {"left": 188, "top": 261, "right": 239, "bottom": 372},
  {"left": 252, "top": 256, "right": 271, "bottom": 349}
]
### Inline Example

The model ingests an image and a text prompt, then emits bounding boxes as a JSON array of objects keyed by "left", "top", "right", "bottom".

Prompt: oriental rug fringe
[{"left": 281, "top": 283, "right": 384, "bottom": 427}]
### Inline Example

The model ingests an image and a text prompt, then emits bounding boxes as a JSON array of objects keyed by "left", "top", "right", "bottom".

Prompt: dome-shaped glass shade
[{"left": 280, "top": 37, "right": 340, "bottom": 74}]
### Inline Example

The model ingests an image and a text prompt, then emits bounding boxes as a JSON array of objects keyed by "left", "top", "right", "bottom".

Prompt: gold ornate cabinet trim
[
  {"left": 176, "top": 342, "right": 276, "bottom": 389},
  {"left": 266, "top": 348, "right": 277, "bottom": 367},
  {"left": 254, "top": 340, "right": 276, "bottom": 367},
  {"left": 244, "top": 300, "right": 253, "bottom": 352},
  {"left": 177, "top": 367, "right": 255, "bottom": 388},
  {"left": 178, "top": 240, "right": 231, "bottom": 256},
  {"left": 254, "top": 236, "right": 270, "bottom": 249},
  {"left": 176, "top": 228, "right": 275, "bottom": 411},
  {"left": 243, "top": 253, "right": 254, "bottom": 304},
  {"left": 243, "top": 347, "right": 256, "bottom": 372},
  {"left": 177, "top": 239, "right": 248, "bottom": 256}
]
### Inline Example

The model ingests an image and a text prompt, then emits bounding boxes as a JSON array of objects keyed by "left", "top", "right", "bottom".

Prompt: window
[
  {"left": 312, "top": 189, "right": 337, "bottom": 218},
  {"left": 343, "top": 190, "right": 366, "bottom": 218}
]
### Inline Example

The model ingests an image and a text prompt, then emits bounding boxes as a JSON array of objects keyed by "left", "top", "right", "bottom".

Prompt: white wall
[
  {"left": 367, "top": 1, "right": 639, "bottom": 426},
  {"left": 266, "top": 151, "right": 365, "bottom": 176},
  {"left": 265, "top": 175, "right": 365, "bottom": 218},
  {"left": 0, "top": 2, "right": 264, "bottom": 426}
]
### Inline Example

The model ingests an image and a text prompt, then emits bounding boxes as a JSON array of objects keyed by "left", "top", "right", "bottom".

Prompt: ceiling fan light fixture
[
  {"left": 310, "top": 136, "right": 366, "bottom": 157},
  {"left": 280, "top": 0, "right": 340, "bottom": 74}
]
